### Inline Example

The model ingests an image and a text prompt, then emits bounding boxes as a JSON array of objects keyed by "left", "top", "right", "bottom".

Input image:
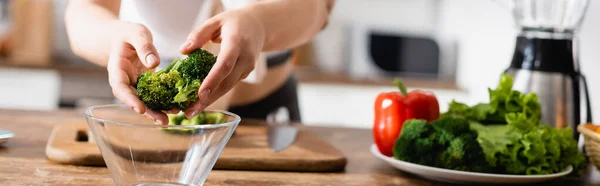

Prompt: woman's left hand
[{"left": 179, "top": 8, "right": 265, "bottom": 118}]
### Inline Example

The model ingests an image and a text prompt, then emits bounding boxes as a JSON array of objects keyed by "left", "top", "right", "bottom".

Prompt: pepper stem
[{"left": 393, "top": 78, "right": 408, "bottom": 96}]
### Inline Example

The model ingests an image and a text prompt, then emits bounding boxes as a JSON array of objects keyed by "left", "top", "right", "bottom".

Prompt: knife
[{"left": 266, "top": 107, "right": 298, "bottom": 152}]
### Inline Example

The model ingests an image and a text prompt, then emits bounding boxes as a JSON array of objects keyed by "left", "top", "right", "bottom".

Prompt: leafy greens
[{"left": 394, "top": 74, "right": 586, "bottom": 175}]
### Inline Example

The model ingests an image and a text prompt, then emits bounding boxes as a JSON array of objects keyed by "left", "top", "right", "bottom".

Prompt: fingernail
[
  {"left": 156, "top": 119, "right": 165, "bottom": 125},
  {"left": 180, "top": 40, "right": 192, "bottom": 51},
  {"left": 146, "top": 54, "right": 158, "bottom": 65},
  {"left": 133, "top": 107, "right": 141, "bottom": 114},
  {"left": 200, "top": 89, "right": 211, "bottom": 99},
  {"left": 187, "top": 110, "right": 198, "bottom": 119}
]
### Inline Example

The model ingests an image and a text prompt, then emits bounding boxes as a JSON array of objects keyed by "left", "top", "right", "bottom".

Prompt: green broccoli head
[
  {"left": 393, "top": 119, "right": 439, "bottom": 166},
  {"left": 173, "top": 79, "right": 201, "bottom": 110},
  {"left": 205, "top": 112, "right": 227, "bottom": 124},
  {"left": 135, "top": 49, "right": 217, "bottom": 111},
  {"left": 189, "top": 112, "right": 205, "bottom": 125},
  {"left": 431, "top": 116, "right": 471, "bottom": 144},
  {"left": 135, "top": 70, "right": 181, "bottom": 111},
  {"left": 177, "top": 49, "right": 217, "bottom": 80},
  {"left": 437, "top": 132, "right": 496, "bottom": 173},
  {"left": 438, "top": 134, "right": 470, "bottom": 170},
  {"left": 171, "top": 49, "right": 217, "bottom": 110},
  {"left": 167, "top": 113, "right": 187, "bottom": 125},
  {"left": 393, "top": 117, "right": 497, "bottom": 173}
]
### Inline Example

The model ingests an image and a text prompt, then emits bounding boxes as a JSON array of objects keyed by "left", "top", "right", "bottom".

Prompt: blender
[{"left": 498, "top": 0, "right": 593, "bottom": 139}]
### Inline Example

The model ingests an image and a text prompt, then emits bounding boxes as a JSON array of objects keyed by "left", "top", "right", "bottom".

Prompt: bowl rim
[{"left": 83, "top": 104, "right": 241, "bottom": 129}]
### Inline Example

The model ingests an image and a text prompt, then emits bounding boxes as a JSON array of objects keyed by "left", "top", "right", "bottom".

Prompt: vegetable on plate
[
  {"left": 373, "top": 79, "right": 440, "bottom": 156},
  {"left": 392, "top": 74, "right": 587, "bottom": 176},
  {"left": 393, "top": 117, "right": 493, "bottom": 172}
]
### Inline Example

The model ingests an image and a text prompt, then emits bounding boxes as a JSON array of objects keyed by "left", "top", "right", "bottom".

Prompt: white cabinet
[
  {"left": 297, "top": 83, "right": 471, "bottom": 129},
  {"left": 0, "top": 68, "right": 60, "bottom": 110}
]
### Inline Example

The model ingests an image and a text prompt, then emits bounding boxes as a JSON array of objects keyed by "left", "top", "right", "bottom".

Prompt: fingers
[
  {"left": 183, "top": 37, "right": 240, "bottom": 118},
  {"left": 184, "top": 55, "right": 254, "bottom": 119},
  {"left": 180, "top": 18, "right": 222, "bottom": 54},
  {"left": 123, "top": 24, "right": 160, "bottom": 69},
  {"left": 165, "top": 107, "right": 181, "bottom": 114},
  {"left": 110, "top": 70, "right": 168, "bottom": 125},
  {"left": 142, "top": 106, "right": 168, "bottom": 125},
  {"left": 108, "top": 66, "right": 146, "bottom": 115},
  {"left": 108, "top": 42, "right": 166, "bottom": 124},
  {"left": 184, "top": 67, "right": 243, "bottom": 119}
]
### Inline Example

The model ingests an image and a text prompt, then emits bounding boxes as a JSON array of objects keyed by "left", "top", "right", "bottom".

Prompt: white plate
[{"left": 370, "top": 144, "right": 572, "bottom": 184}]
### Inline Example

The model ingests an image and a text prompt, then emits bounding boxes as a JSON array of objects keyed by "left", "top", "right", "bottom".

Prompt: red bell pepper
[{"left": 373, "top": 79, "right": 440, "bottom": 157}]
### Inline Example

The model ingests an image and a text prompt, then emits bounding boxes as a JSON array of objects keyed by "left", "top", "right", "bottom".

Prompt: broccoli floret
[
  {"left": 393, "top": 117, "right": 496, "bottom": 173},
  {"left": 136, "top": 49, "right": 217, "bottom": 111},
  {"left": 205, "top": 112, "right": 226, "bottom": 124},
  {"left": 431, "top": 116, "right": 496, "bottom": 172},
  {"left": 171, "top": 49, "right": 216, "bottom": 109},
  {"left": 162, "top": 112, "right": 225, "bottom": 135},
  {"left": 431, "top": 116, "right": 471, "bottom": 144},
  {"left": 437, "top": 131, "right": 495, "bottom": 172},
  {"left": 438, "top": 134, "right": 470, "bottom": 169},
  {"left": 189, "top": 112, "right": 205, "bottom": 125},
  {"left": 173, "top": 79, "right": 201, "bottom": 110},
  {"left": 180, "top": 119, "right": 192, "bottom": 126},
  {"left": 135, "top": 70, "right": 181, "bottom": 111},
  {"left": 165, "top": 112, "right": 221, "bottom": 126},
  {"left": 177, "top": 49, "right": 217, "bottom": 80},
  {"left": 393, "top": 119, "right": 439, "bottom": 166},
  {"left": 168, "top": 113, "right": 186, "bottom": 125}
]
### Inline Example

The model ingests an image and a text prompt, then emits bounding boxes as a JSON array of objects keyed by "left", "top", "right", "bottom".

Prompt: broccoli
[
  {"left": 431, "top": 116, "right": 471, "bottom": 144},
  {"left": 135, "top": 62, "right": 182, "bottom": 111},
  {"left": 168, "top": 112, "right": 187, "bottom": 125},
  {"left": 188, "top": 112, "right": 205, "bottom": 125},
  {"left": 394, "top": 117, "right": 496, "bottom": 173},
  {"left": 166, "top": 112, "right": 225, "bottom": 126},
  {"left": 393, "top": 119, "right": 439, "bottom": 166},
  {"left": 136, "top": 49, "right": 217, "bottom": 111},
  {"left": 205, "top": 112, "right": 227, "bottom": 124},
  {"left": 433, "top": 117, "right": 495, "bottom": 172},
  {"left": 161, "top": 112, "right": 224, "bottom": 134}
]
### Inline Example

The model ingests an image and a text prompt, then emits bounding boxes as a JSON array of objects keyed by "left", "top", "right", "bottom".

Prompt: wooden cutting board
[{"left": 45, "top": 120, "right": 347, "bottom": 172}]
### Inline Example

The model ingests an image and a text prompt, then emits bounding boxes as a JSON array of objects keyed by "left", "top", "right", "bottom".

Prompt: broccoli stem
[
  {"left": 173, "top": 80, "right": 201, "bottom": 103},
  {"left": 156, "top": 59, "right": 180, "bottom": 74}
]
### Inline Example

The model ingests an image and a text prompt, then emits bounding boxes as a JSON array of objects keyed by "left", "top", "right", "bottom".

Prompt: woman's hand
[
  {"left": 179, "top": 8, "right": 266, "bottom": 118},
  {"left": 107, "top": 22, "right": 171, "bottom": 124}
]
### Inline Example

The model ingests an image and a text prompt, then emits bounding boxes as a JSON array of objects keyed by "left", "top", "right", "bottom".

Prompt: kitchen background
[{"left": 0, "top": 0, "right": 599, "bottom": 129}]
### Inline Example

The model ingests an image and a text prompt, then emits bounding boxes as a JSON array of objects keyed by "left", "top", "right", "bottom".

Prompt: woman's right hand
[{"left": 107, "top": 22, "right": 169, "bottom": 124}]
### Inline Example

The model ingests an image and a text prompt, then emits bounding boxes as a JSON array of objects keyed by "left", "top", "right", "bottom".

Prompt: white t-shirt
[{"left": 119, "top": 0, "right": 268, "bottom": 83}]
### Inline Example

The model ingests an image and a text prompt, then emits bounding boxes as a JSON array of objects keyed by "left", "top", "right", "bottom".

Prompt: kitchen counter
[{"left": 1, "top": 109, "right": 598, "bottom": 186}]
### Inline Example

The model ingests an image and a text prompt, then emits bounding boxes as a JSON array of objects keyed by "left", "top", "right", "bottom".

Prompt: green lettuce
[
  {"left": 443, "top": 74, "right": 542, "bottom": 125},
  {"left": 470, "top": 113, "right": 586, "bottom": 175},
  {"left": 443, "top": 74, "right": 586, "bottom": 175}
]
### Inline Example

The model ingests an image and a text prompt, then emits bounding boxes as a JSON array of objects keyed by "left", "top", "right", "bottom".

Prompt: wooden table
[{"left": 1, "top": 109, "right": 600, "bottom": 186}]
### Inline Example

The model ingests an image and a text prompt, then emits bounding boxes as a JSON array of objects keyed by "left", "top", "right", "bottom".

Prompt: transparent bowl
[{"left": 83, "top": 104, "right": 240, "bottom": 186}]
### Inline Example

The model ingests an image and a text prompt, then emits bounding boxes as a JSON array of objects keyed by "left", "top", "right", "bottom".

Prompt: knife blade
[
  {"left": 0, "top": 129, "right": 14, "bottom": 145},
  {"left": 266, "top": 107, "right": 298, "bottom": 152}
]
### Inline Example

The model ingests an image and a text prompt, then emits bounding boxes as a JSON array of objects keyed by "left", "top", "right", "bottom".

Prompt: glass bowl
[{"left": 83, "top": 104, "right": 240, "bottom": 186}]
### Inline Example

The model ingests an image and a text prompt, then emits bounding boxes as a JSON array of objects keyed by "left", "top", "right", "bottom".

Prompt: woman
[{"left": 65, "top": 0, "right": 334, "bottom": 124}]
